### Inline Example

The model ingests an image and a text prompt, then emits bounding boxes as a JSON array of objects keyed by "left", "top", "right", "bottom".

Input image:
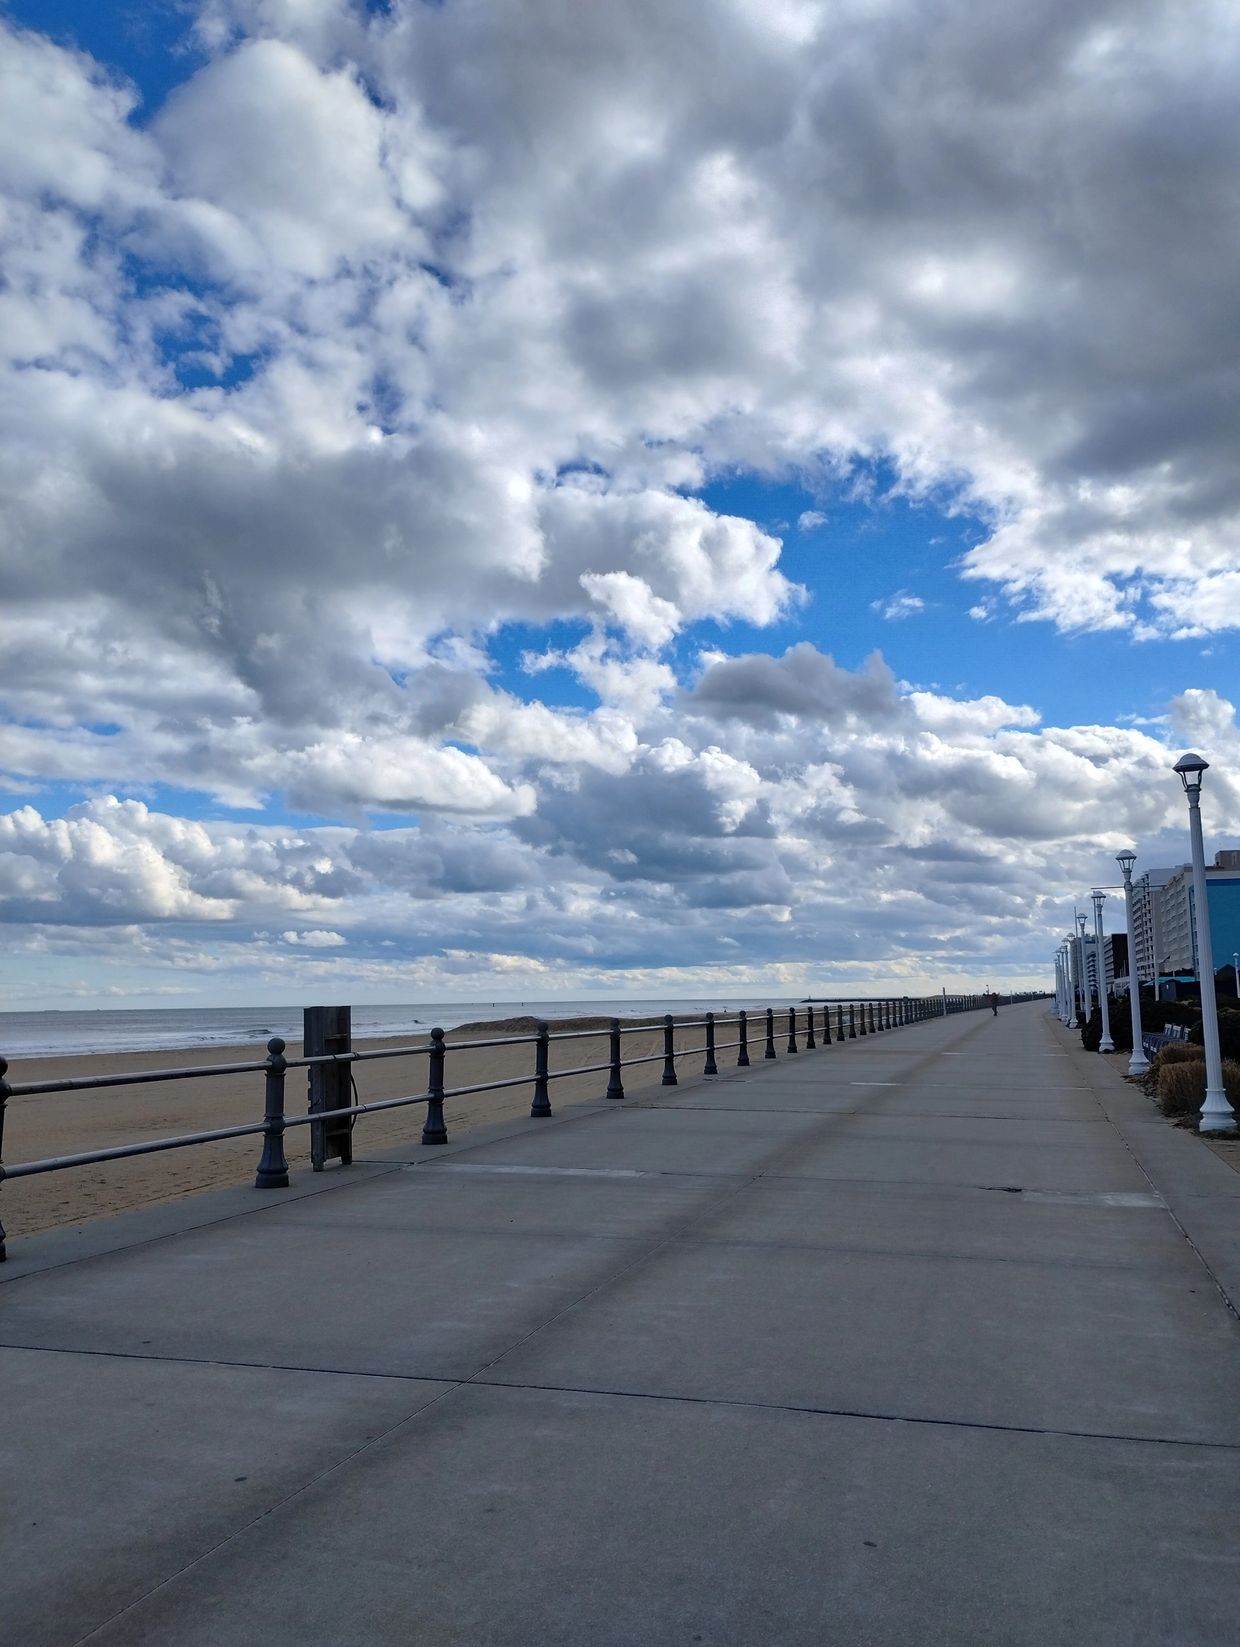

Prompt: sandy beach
[{"left": 1, "top": 1016, "right": 720, "bottom": 1242}]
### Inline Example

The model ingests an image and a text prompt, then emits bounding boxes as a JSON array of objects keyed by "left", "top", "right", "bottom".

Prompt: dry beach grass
[{"left": 2, "top": 1015, "right": 699, "bottom": 1242}]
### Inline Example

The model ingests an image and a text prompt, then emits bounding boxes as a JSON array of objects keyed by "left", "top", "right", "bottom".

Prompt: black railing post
[
  {"left": 848, "top": 1004, "right": 857, "bottom": 1038},
  {"left": 531, "top": 1022, "right": 552, "bottom": 1117},
  {"left": 421, "top": 1027, "right": 448, "bottom": 1144},
  {"left": 858, "top": 1002, "right": 867, "bottom": 1035},
  {"left": 764, "top": 1007, "right": 777, "bottom": 1059},
  {"left": 868, "top": 1003, "right": 877, "bottom": 1034},
  {"left": 0, "top": 1056, "right": 9, "bottom": 1262},
  {"left": 837, "top": 1006, "right": 845, "bottom": 1041},
  {"left": 704, "top": 1012, "right": 718, "bottom": 1076},
  {"left": 805, "top": 1007, "right": 816, "bottom": 1050},
  {"left": 606, "top": 1018, "right": 625, "bottom": 1099},
  {"left": 662, "top": 1014, "right": 679, "bottom": 1085},
  {"left": 786, "top": 1007, "right": 799, "bottom": 1053},
  {"left": 822, "top": 1005, "right": 832, "bottom": 1044},
  {"left": 737, "top": 1010, "right": 750, "bottom": 1066},
  {"left": 255, "top": 1036, "right": 290, "bottom": 1189}
]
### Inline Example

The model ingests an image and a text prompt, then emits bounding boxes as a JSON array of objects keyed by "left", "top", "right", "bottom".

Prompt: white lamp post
[
  {"left": 1233, "top": 951, "right": 1239, "bottom": 1000},
  {"left": 1060, "top": 944, "right": 1072, "bottom": 1023},
  {"left": 1076, "top": 911, "right": 1092, "bottom": 1024},
  {"left": 1116, "top": 852, "right": 1148, "bottom": 1076},
  {"left": 1091, "top": 889, "right": 1115, "bottom": 1052},
  {"left": 1172, "top": 753, "right": 1236, "bottom": 1134}
]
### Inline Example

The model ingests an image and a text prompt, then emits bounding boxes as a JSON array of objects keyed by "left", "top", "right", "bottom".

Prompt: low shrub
[
  {"left": 1156, "top": 1055, "right": 1240, "bottom": 1119},
  {"left": 1155, "top": 1041, "right": 1204, "bottom": 1067}
]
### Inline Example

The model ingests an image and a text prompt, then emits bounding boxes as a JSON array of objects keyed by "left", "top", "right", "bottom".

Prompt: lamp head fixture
[
  {"left": 1091, "top": 888, "right": 1106, "bottom": 912},
  {"left": 1173, "top": 752, "right": 1209, "bottom": 796},
  {"left": 1116, "top": 849, "right": 1136, "bottom": 876}
]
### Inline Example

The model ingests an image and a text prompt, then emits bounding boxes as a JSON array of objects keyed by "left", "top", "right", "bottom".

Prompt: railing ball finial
[
  {"left": 0, "top": 1054, "right": 8, "bottom": 1261},
  {"left": 662, "top": 1014, "right": 679, "bottom": 1086},
  {"left": 531, "top": 1022, "right": 552, "bottom": 1117},
  {"left": 255, "top": 1037, "right": 290, "bottom": 1190},
  {"left": 421, "top": 1027, "right": 449, "bottom": 1145},
  {"left": 606, "top": 1018, "right": 625, "bottom": 1100}
]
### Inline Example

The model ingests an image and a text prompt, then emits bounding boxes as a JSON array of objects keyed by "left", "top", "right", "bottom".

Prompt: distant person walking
[{"left": 989, "top": 992, "right": 1000, "bottom": 1015}]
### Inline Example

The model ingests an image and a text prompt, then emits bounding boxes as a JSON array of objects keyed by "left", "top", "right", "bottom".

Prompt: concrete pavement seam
[
  {"left": 463, "top": 1375, "right": 1240, "bottom": 1451},
  {"left": 1042, "top": 1014, "right": 1240, "bottom": 1326}
]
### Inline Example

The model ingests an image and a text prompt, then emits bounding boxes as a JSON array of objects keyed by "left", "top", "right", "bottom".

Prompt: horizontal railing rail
[{"left": 0, "top": 992, "right": 1039, "bottom": 1259}]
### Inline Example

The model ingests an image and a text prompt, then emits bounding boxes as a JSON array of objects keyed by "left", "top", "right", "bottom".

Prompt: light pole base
[
  {"left": 1199, "top": 1090, "right": 1237, "bottom": 1134},
  {"left": 1098, "top": 1036, "right": 1115, "bottom": 1052},
  {"left": 1127, "top": 1052, "right": 1150, "bottom": 1077}
]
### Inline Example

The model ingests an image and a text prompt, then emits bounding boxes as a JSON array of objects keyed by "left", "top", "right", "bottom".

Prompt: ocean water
[{"left": 0, "top": 998, "right": 802, "bottom": 1059}]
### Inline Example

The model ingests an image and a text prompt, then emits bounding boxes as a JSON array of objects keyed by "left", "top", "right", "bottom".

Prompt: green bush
[
  {"left": 1187, "top": 1008, "right": 1240, "bottom": 1061},
  {"left": 1140, "top": 998, "right": 1201, "bottom": 1033},
  {"left": 1081, "top": 994, "right": 1133, "bottom": 1052}
]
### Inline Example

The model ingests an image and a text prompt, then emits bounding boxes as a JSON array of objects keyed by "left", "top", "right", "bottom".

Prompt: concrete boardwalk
[{"left": 3, "top": 1003, "right": 1239, "bottom": 1644}]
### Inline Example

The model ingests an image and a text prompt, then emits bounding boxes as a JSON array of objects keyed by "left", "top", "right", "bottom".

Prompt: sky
[{"left": 3, "top": 0, "right": 1240, "bottom": 1009}]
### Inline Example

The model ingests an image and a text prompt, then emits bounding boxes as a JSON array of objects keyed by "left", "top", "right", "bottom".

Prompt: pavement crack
[{"left": 464, "top": 1375, "right": 1240, "bottom": 1452}]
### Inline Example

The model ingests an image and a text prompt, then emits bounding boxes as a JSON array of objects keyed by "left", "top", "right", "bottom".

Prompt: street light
[
  {"left": 1091, "top": 889, "right": 1115, "bottom": 1052},
  {"left": 1076, "top": 910, "right": 1092, "bottom": 1025},
  {"left": 1233, "top": 951, "right": 1239, "bottom": 1001},
  {"left": 1116, "top": 851, "right": 1148, "bottom": 1076},
  {"left": 1172, "top": 753, "right": 1235, "bottom": 1134}
]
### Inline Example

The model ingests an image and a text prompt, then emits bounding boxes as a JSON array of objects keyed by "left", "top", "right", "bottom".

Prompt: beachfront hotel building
[
  {"left": 1154, "top": 852, "right": 1240, "bottom": 981},
  {"left": 1129, "top": 866, "right": 1179, "bottom": 984}
]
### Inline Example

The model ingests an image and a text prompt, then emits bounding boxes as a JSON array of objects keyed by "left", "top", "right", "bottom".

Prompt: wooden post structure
[{"left": 305, "top": 1005, "right": 353, "bottom": 1171}]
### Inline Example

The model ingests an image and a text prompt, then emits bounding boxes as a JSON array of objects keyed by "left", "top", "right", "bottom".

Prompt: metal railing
[{"left": 0, "top": 993, "right": 1013, "bottom": 1260}]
